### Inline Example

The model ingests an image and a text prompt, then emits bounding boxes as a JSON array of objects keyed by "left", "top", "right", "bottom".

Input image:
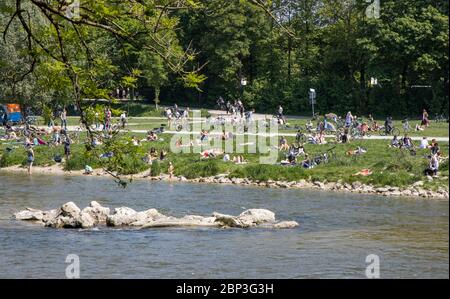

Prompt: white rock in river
[
  {"left": 238, "top": 209, "right": 275, "bottom": 224},
  {"left": 273, "top": 221, "right": 299, "bottom": 229},
  {"left": 81, "top": 201, "right": 110, "bottom": 223},
  {"left": 76, "top": 212, "right": 96, "bottom": 229},
  {"left": 106, "top": 207, "right": 137, "bottom": 226},
  {"left": 46, "top": 216, "right": 78, "bottom": 228},
  {"left": 141, "top": 216, "right": 219, "bottom": 229},
  {"left": 15, "top": 204, "right": 298, "bottom": 230},
  {"left": 130, "top": 209, "right": 166, "bottom": 226},
  {"left": 14, "top": 208, "right": 44, "bottom": 221},
  {"left": 213, "top": 209, "right": 276, "bottom": 228},
  {"left": 60, "top": 202, "right": 81, "bottom": 218}
]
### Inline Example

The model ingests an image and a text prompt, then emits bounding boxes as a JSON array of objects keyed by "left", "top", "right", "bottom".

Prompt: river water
[{"left": 0, "top": 172, "right": 448, "bottom": 279}]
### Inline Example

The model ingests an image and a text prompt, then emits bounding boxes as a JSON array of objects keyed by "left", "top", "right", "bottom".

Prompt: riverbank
[{"left": 2, "top": 164, "right": 448, "bottom": 200}]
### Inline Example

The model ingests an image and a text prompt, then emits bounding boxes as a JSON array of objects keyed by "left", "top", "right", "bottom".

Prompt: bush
[
  {"left": 230, "top": 164, "right": 307, "bottom": 182},
  {"left": 150, "top": 160, "right": 161, "bottom": 177},
  {"left": 176, "top": 159, "right": 220, "bottom": 179}
]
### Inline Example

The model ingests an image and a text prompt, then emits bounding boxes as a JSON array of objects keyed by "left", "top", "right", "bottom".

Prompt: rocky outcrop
[
  {"left": 82, "top": 201, "right": 110, "bottom": 223},
  {"left": 14, "top": 203, "right": 298, "bottom": 230},
  {"left": 180, "top": 174, "right": 448, "bottom": 200},
  {"left": 14, "top": 201, "right": 109, "bottom": 229}
]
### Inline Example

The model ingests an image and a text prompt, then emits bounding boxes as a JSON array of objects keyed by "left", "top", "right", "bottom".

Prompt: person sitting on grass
[
  {"left": 149, "top": 147, "right": 158, "bottom": 159},
  {"left": 419, "top": 137, "right": 430, "bottom": 149},
  {"left": 370, "top": 121, "right": 380, "bottom": 132},
  {"left": 308, "top": 132, "right": 319, "bottom": 145},
  {"left": 295, "top": 130, "right": 305, "bottom": 144},
  {"left": 91, "top": 137, "right": 101, "bottom": 148},
  {"left": 160, "top": 150, "right": 167, "bottom": 161},
  {"left": 279, "top": 136, "right": 289, "bottom": 150},
  {"left": 32, "top": 134, "right": 47, "bottom": 146},
  {"left": 360, "top": 122, "right": 369, "bottom": 136},
  {"left": 390, "top": 135, "right": 400, "bottom": 148},
  {"left": 301, "top": 154, "right": 312, "bottom": 169},
  {"left": 200, "top": 129, "right": 209, "bottom": 142},
  {"left": 288, "top": 144, "right": 305, "bottom": 157},
  {"left": 6, "top": 130, "right": 18, "bottom": 140},
  {"left": 401, "top": 134, "right": 413, "bottom": 149},
  {"left": 233, "top": 155, "right": 246, "bottom": 164},
  {"left": 84, "top": 165, "right": 93, "bottom": 175},
  {"left": 143, "top": 151, "right": 153, "bottom": 164},
  {"left": 305, "top": 120, "right": 314, "bottom": 132},
  {"left": 424, "top": 153, "right": 440, "bottom": 177},
  {"left": 318, "top": 131, "right": 327, "bottom": 144},
  {"left": 147, "top": 131, "right": 158, "bottom": 141},
  {"left": 430, "top": 140, "right": 440, "bottom": 156}
]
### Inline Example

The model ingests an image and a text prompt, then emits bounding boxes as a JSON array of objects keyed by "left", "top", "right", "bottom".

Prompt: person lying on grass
[
  {"left": 346, "top": 147, "right": 367, "bottom": 156},
  {"left": 131, "top": 135, "right": 141, "bottom": 146},
  {"left": 32, "top": 134, "right": 47, "bottom": 146},
  {"left": 200, "top": 148, "right": 223, "bottom": 159},
  {"left": 352, "top": 169, "right": 373, "bottom": 176}
]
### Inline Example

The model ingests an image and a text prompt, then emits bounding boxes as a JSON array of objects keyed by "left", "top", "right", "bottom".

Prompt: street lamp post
[
  {"left": 241, "top": 78, "right": 247, "bottom": 98},
  {"left": 309, "top": 88, "right": 316, "bottom": 118}
]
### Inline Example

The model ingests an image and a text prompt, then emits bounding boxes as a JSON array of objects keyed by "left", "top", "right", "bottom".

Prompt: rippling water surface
[{"left": 0, "top": 172, "right": 448, "bottom": 278}]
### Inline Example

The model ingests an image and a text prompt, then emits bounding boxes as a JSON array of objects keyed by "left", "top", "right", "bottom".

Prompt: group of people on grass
[{"left": 389, "top": 134, "right": 443, "bottom": 177}]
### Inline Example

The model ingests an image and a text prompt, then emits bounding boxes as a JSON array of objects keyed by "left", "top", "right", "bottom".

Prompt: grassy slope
[{"left": 1, "top": 128, "right": 448, "bottom": 191}]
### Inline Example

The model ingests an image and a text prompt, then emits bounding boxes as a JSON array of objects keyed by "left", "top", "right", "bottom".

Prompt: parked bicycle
[
  {"left": 378, "top": 126, "right": 400, "bottom": 137},
  {"left": 435, "top": 114, "right": 448, "bottom": 123}
]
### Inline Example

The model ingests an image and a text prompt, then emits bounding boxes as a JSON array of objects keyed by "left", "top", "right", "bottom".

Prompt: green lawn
[{"left": 1, "top": 128, "right": 448, "bottom": 191}]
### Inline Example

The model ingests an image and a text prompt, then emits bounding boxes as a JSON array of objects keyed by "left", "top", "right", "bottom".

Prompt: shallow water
[{"left": 0, "top": 172, "right": 448, "bottom": 279}]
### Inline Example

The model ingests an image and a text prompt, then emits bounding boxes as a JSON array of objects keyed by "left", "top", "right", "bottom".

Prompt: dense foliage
[{"left": 1, "top": 0, "right": 448, "bottom": 118}]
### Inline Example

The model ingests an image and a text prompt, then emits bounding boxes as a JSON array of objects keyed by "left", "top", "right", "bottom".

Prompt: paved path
[{"left": 58, "top": 125, "right": 449, "bottom": 142}]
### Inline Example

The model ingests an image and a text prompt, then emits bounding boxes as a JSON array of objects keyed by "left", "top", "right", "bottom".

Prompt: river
[{"left": 0, "top": 173, "right": 448, "bottom": 278}]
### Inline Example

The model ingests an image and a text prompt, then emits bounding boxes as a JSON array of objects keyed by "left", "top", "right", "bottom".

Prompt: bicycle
[
  {"left": 350, "top": 126, "right": 371, "bottom": 139},
  {"left": 435, "top": 114, "right": 448, "bottom": 123},
  {"left": 311, "top": 146, "right": 337, "bottom": 166},
  {"left": 378, "top": 126, "right": 400, "bottom": 137}
]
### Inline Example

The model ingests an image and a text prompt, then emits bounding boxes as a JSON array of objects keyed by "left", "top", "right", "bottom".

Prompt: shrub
[{"left": 150, "top": 160, "right": 161, "bottom": 177}]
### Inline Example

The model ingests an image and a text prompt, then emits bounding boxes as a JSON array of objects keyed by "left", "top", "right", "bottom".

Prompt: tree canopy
[{"left": 1, "top": 0, "right": 448, "bottom": 117}]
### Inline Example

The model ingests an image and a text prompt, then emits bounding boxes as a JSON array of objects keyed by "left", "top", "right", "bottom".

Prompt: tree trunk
[{"left": 154, "top": 86, "right": 160, "bottom": 109}]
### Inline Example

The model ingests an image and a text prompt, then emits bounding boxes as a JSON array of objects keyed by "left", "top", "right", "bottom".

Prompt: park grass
[
  {"left": 280, "top": 119, "right": 449, "bottom": 138},
  {"left": 1, "top": 130, "right": 448, "bottom": 191}
]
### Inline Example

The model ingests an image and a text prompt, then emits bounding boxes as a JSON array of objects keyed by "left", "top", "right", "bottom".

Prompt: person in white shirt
[
  {"left": 120, "top": 112, "right": 127, "bottom": 128},
  {"left": 419, "top": 137, "right": 429, "bottom": 149}
]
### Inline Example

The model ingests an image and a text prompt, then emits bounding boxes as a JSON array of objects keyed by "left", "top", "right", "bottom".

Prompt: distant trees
[{"left": 0, "top": 0, "right": 448, "bottom": 117}]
